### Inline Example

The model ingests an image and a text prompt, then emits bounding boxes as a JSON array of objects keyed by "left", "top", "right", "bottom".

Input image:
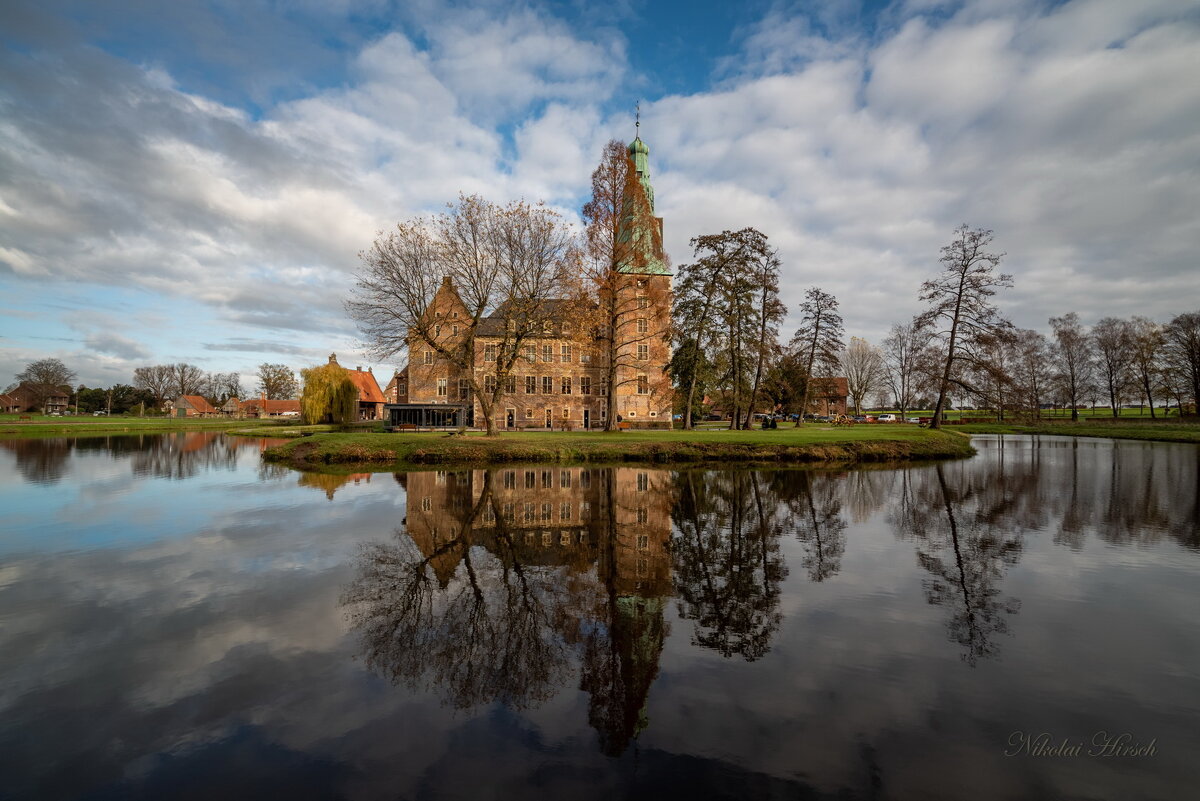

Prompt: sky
[{"left": 1, "top": 0, "right": 1198, "bottom": 390}]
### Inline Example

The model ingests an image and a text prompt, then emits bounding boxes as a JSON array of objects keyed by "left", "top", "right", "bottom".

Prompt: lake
[{"left": 0, "top": 432, "right": 1197, "bottom": 800}]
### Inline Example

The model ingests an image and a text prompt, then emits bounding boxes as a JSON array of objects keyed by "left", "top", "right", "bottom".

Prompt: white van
[{"left": 877, "top": 414, "right": 898, "bottom": 423}]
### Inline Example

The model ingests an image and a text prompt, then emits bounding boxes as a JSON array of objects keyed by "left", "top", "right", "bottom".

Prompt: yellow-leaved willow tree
[{"left": 300, "top": 363, "right": 357, "bottom": 424}]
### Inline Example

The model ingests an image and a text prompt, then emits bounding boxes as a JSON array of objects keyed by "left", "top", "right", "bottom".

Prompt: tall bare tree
[
  {"left": 788, "top": 287, "right": 845, "bottom": 425},
  {"left": 132, "top": 365, "right": 173, "bottom": 409},
  {"left": 350, "top": 195, "right": 580, "bottom": 435},
  {"left": 1127, "top": 316, "right": 1165, "bottom": 418},
  {"left": 918, "top": 225, "right": 1012, "bottom": 429},
  {"left": 881, "top": 320, "right": 932, "bottom": 419},
  {"left": 1010, "top": 329, "right": 1051, "bottom": 419},
  {"left": 257, "top": 363, "right": 299, "bottom": 399},
  {"left": 167, "top": 363, "right": 206, "bottom": 398},
  {"left": 1092, "top": 317, "right": 1133, "bottom": 418},
  {"left": 840, "top": 337, "right": 885, "bottom": 416},
  {"left": 1049, "top": 313, "right": 1094, "bottom": 420},
  {"left": 1164, "top": 311, "right": 1200, "bottom": 413}
]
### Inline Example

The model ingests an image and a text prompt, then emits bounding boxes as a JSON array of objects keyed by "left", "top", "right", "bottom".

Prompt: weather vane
[{"left": 635, "top": 101, "right": 640, "bottom": 136}]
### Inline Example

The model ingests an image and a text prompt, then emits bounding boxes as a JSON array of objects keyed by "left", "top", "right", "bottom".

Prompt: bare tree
[
  {"left": 256, "top": 363, "right": 299, "bottom": 399},
  {"left": 788, "top": 287, "right": 845, "bottom": 425},
  {"left": 350, "top": 195, "right": 580, "bottom": 435},
  {"left": 203, "top": 372, "right": 242, "bottom": 406},
  {"left": 918, "top": 225, "right": 1012, "bottom": 429},
  {"left": 1127, "top": 316, "right": 1165, "bottom": 418},
  {"left": 882, "top": 319, "right": 933, "bottom": 419},
  {"left": 1049, "top": 313, "right": 1095, "bottom": 421},
  {"left": 132, "top": 365, "right": 173, "bottom": 409},
  {"left": 14, "top": 358, "right": 76, "bottom": 411},
  {"left": 1163, "top": 311, "right": 1200, "bottom": 413},
  {"left": 840, "top": 337, "right": 885, "bottom": 416},
  {"left": 1092, "top": 317, "right": 1133, "bottom": 418},
  {"left": 167, "top": 363, "right": 206, "bottom": 398},
  {"left": 1010, "top": 329, "right": 1051, "bottom": 419}
]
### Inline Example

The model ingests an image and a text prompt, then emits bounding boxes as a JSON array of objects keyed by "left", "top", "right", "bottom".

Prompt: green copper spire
[{"left": 616, "top": 104, "right": 670, "bottom": 275}]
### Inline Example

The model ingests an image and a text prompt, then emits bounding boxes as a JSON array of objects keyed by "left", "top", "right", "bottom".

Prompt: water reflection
[
  {"left": 343, "top": 467, "right": 673, "bottom": 755},
  {"left": 0, "top": 431, "right": 279, "bottom": 484},
  {"left": 1, "top": 434, "right": 1198, "bottom": 799}
]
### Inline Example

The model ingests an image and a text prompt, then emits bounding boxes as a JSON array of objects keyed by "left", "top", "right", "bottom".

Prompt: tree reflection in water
[
  {"left": 891, "top": 462, "right": 1024, "bottom": 665},
  {"left": 342, "top": 467, "right": 674, "bottom": 755},
  {"left": 671, "top": 471, "right": 787, "bottom": 661},
  {"left": 774, "top": 471, "right": 850, "bottom": 583}
]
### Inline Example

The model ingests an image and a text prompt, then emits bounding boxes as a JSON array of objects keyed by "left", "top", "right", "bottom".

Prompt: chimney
[
  {"left": 368, "top": 366, "right": 373, "bottom": 373},
  {"left": 356, "top": 365, "right": 361, "bottom": 372}
]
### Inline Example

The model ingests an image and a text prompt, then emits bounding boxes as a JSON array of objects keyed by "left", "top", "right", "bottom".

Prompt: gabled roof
[
  {"left": 179, "top": 395, "right": 217, "bottom": 413},
  {"left": 476, "top": 298, "right": 587, "bottom": 337},
  {"left": 241, "top": 398, "right": 301, "bottom": 413},
  {"left": 345, "top": 369, "right": 385, "bottom": 404}
]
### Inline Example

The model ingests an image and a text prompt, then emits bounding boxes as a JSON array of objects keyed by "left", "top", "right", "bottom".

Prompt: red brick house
[
  {"left": 806, "top": 377, "right": 850, "bottom": 417},
  {"left": 240, "top": 397, "right": 302, "bottom": 417},
  {"left": 326, "top": 354, "right": 386, "bottom": 420},
  {"left": 3, "top": 382, "right": 70, "bottom": 414}
]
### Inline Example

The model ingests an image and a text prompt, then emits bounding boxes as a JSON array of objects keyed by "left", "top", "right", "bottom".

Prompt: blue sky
[{"left": 2, "top": 0, "right": 1199, "bottom": 389}]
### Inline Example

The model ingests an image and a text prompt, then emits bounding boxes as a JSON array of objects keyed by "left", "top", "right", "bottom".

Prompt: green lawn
[
  {"left": 265, "top": 425, "right": 976, "bottom": 468},
  {"left": 0, "top": 415, "right": 298, "bottom": 438},
  {"left": 957, "top": 420, "right": 1200, "bottom": 444}
]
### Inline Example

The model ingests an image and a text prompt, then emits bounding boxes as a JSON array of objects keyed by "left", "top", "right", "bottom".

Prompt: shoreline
[{"left": 261, "top": 428, "right": 977, "bottom": 469}]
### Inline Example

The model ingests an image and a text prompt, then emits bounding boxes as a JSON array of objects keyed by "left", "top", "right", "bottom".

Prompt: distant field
[
  {"left": 0, "top": 415, "right": 293, "bottom": 437},
  {"left": 957, "top": 420, "right": 1200, "bottom": 444}
]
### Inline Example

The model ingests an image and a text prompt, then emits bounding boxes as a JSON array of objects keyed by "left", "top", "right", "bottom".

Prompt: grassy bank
[
  {"left": 957, "top": 419, "right": 1200, "bottom": 444},
  {"left": 263, "top": 426, "right": 975, "bottom": 468},
  {"left": 0, "top": 416, "right": 300, "bottom": 438}
]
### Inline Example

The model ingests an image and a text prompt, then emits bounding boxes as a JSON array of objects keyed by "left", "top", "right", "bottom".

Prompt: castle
[{"left": 385, "top": 134, "right": 673, "bottom": 430}]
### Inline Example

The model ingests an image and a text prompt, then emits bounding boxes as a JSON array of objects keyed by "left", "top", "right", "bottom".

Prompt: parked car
[
  {"left": 906, "top": 417, "right": 921, "bottom": 423},
  {"left": 93, "top": 411, "right": 107, "bottom": 416},
  {"left": 851, "top": 415, "right": 867, "bottom": 423},
  {"left": 877, "top": 414, "right": 897, "bottom": 423}
]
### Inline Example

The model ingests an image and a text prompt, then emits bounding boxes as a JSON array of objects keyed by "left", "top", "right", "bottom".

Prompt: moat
[{"left": 0, "top": 433, "right": 1196, "bottom": 800}]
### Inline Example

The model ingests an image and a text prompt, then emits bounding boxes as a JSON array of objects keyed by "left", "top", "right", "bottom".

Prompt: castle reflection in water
[{"left": 344, "top": 466, "right": 674, "bottom": 756}]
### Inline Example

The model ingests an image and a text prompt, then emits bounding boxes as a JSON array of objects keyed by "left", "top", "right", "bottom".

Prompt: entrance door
[
  {"left": 582, "top": 409, "right": 590, "bottom": 429},
  {"left": 506, "top": 408, "right": 515, "bottom": 428}
]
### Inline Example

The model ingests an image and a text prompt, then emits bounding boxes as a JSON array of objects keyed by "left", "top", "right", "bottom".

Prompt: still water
[{"left": 0, "top": 432, "right": 1197, "bottom": 800}]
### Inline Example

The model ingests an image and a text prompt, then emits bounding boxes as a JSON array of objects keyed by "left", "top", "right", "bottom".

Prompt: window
[
  {"left": 562, "top": 407, "right": 570, "bottom": 418},
  {"left": 542, "top": 344, "right": 553, "bottom": 362},
  {"left": 561, "top": 376, "right": 572, "bottom": 394},
  {"left": 637, "top": 344, "right": 649, "bottom": 360},
  {"left": 543, "top": 320, "right": 553, "bottom": 334},
  {"left": 541, "top": 503, "right": 552, "bottom": 521},
  {"left": 423, "top": 350, "right": 433, "bottom": 365},
  {"left": 637, "top": 510, "right": 648, "bottom": 525},
  {"left": 452, "top": 325, "right": 460, "bottom": 336},
  {"left": 580, "top": 351, "right": 591, "bottom": 364},
  {"left": 637, "top": 531, "right": 649, "bottom": 546},
  {"left": 525, "top": 376, "right": 536, "bottom": 394},
  {"left": 484, "top": 344, "right": 498, "bottom": 362},
  {"left": 637, "top": 375, "right": 648, "bottom": 394},
  {"left": 561, "top": 344, "right": 571, "bottom": 362},
  {"left": 435, "top": 324, "right": 441, "bottom": 336},
  {"left": 526, "top": 408, "right": 534, "bottom": 418},
  {"left": 560, "top": 470, "right": 571, "bottom": 488},
  {"left": 637, "top": 472, "right": 648, "bottom": 492},
  {"left": 481, "top": 506, "right": 495, "bottom": 524},
  {"left": 541, "top": 470, "right": 552, "bottom": 489},
  {"left": 545, "top": 408, "right": 553, "bottom": 427},
  {"left": 580, "top": 471, "right": 591, "bottom": 489},
  {"left": 599, "top": 378, "right": 608, "bottom": 397},
  {"left": 437, "top": 378, "right": 447, "bottom": 397},
  {"left": 637, "top": 318, "right": 648, "bottom": 334},
  {"left": 459, "top": 379, "right": 471, "bottom": 400},
  {"left": 524, "top": 345, "right": 536, "bottom": 362},
  {"left": 524, "top": 502, "right": 534, "bottom": 522},
  {"left": 542, "top": 531, "right": 552, "bottom": 546},
  {"left": 525, "top": 470, "right": 535, "bottom": 489},
  {"left": 421, "top": 497, "right": 431, "bottom": 511},
  {"left": 452, "top": 311, "right": 459, "bottom": 319},
  {"left": 542, "top": 376, "right": 553, "bottom": 394},
  {"left": 638, "top": 296, "right": 649, "bottom": 309},
  {"left": 579, "top": 376, "right": 591, "bottom": 395},
  {"left": 504, "top": 502, "right": 514, "bottom": 522},
  {"left": 484, "top": 375, "right": 497, "bottom": 394},
  {"left": 503, "top": 470, "right": 515, "bottom": 489},
  {"left": 504, "top": 376, "right": 516, "bottom": 394}
]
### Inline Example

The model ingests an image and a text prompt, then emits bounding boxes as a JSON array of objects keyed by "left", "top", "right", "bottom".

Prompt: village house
[
  {"left": 388, "top": 133, "right": 673, "bottom": 431},
  {"left": 4, "top": 382, "right": 71, "bottom": 414},
  {"left": 238, "top": 396, "right": 302, "bottom": 418},
  {"left": 325, "top": 354, "right": 386, "bottom": 421},
  {"left": 173, "top": 394, "right": 218, "bottom": 417}
]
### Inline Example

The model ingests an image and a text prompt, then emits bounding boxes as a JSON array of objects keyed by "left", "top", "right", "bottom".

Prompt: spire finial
[{"left": 635, "top": 101, "right": 640, "bottom": 137}]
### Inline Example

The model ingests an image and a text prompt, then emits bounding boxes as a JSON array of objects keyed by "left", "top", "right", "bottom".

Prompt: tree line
[
  {"left": 671, "top": 224, "right": 1200, "bottom": 428},
  {"left": 5, "top": 359, "right": 300, "bottom": 414}
]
